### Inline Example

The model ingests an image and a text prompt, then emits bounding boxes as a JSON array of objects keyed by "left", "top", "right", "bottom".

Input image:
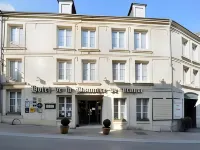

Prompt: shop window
[
  {"left": 58, "top": 96, "right": 72, "bottom": 119},
  {"left": 136, "top": 98, "right": 149, "bottom": 121},
  {"left": 114, "top": 98, "right": 126, "bottom": 120},
  {"left": 8, "top": 91, "right": 21, "bottom": 114}
]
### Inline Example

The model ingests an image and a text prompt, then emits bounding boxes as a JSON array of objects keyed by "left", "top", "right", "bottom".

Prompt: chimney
[
  {"left": 128, "top": 3, "right": 147, "bottom": 18},
  {"left": 57, "top": 0, "right": 76, "bottom": 14}
]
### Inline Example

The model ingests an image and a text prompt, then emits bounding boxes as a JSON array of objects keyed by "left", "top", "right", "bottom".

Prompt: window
[
  {"left": 113, "top": 62, "right": 125, "bottom": 81},
  {"left": 112, "top": 30, "right": 125, "bottom": 49},
  {"left": 81, "top": 29, "right": 95, "bottom": 48},
  {"left": 9, "top": 60, "right": 22, "bottom": 82},
  {"left": 136, "top": 98, "right": 149, "bottom": 121},
  {"left": 193, "top": 70, "right": 199, "bottom": 87},
  {"left": 183, "top": 66, "right": 190, "bottom": 85},
  {"left": 58, "top": 97, "right": 72, "bottom": 119},
  {"left": 82, "top": 61, "right": 96, "bottom": 81},
  {"left": 134, "top": 31, "right": 147, "bottom": 50},
  {"left": 135, "top": 62, "right": 148, "bottom": 82},
  {"left": 58, "top": 61, "right": 72, "bottom": 81},
  {"left": 9, "top": 91, "right": 21, "bottom": 113},
  {"left": 192, "top": 44, "right": 198, "bottom": 61},
  {"left": 114, "top": 98, "right": 126, "bottom": 120},
  {"left": 58, "top": 28, "right": 72, "bottom": 48},
  {"left": 182, "top": 38, "right": 189, "bottom": 57},
  {"left": 10, "top": 26, "right": 23, "bottom": 46}
]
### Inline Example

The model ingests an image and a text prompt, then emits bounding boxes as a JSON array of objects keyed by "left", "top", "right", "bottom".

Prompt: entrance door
[
  {"left": 78, "top": 100, "right": 102, "bottom": 125},
  {"left": 184, "top": 99, "right": 197, "bottom": 128}
]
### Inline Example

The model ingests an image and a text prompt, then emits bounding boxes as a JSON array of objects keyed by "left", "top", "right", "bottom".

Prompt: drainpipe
[
  {"left": 0, "top": 11, "right": 3, "bottom": 115},
  {"left": 169, "top": 19, "right": 174, "bottom": 129}
]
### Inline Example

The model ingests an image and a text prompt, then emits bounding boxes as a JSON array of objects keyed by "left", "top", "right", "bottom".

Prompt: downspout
[
  {"left": 169, "top": 19, "right": 174, "bottom": 129},
  {"left": 0, "top": 11, "right": 3, "bottom": 115}
]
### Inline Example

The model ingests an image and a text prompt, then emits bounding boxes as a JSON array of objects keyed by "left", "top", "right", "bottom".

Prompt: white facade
[{"left": 0, "top": 2, "right": 200, "bottom": 131}]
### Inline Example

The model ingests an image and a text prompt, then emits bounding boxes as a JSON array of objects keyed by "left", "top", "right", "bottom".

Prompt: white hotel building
[{"left": 0, "top": 0, "right": 200, "bottom": 131}]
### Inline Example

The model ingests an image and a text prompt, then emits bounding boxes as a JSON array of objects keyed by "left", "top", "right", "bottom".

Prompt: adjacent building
[{"left": 0, "top": 0, "right": 200, "bottom": 131}]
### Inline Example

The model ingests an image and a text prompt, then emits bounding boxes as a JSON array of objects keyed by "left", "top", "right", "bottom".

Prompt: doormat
[{"left": 134, "top": 131, "right": 148, "bottom": 135}]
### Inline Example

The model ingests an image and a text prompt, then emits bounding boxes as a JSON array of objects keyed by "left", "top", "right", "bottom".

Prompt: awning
[{"left": 184, "top": 92, "right": 198, "bottom": 100}]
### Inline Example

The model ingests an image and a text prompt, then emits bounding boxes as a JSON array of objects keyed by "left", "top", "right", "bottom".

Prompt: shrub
[
  {"left": 61, "top": 118, "right": 70, "bottom": 126},
  {"left": 103, "top": 119, "right": 111, "bottom": 128},
  {"left": 179, "top": 117, "right": 192, "bottom": 132}
]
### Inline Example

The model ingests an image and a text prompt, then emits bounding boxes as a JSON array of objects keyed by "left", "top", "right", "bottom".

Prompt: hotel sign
[{"left": 31, "top": 86, "right": 142, "bottom": 94}]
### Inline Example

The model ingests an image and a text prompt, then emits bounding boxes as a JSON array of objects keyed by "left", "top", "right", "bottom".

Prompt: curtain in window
[
  {"left": 90, "top": 31, "right": 95, "bottom": 48},
  {"left": 142, "top": 63, "right": 147, "bottom": 81},
  {"left": 134, "top": 33, "right": 139, "bottom": 49},
  {"left": 83, "top": 63, "right": 88, "bottom": 80},
  {"left": 59, "top": 62, "right": 65, "bottom": 80},
  {"left": 135, "top": 63, "right": 140, "bottom": 81},
  {"left": 112, "top": 32, "right": 118, "bottom": 48},
  {"left": 66, "top": 30, "right": 72, "bottom": 47},
  {"left": 119, "top": 32, "right": 124, "bottom": 48},
  {"left": 58, "top": 29, "right": 65, "bottom": 47},
  {"left": 112, "top": 63, "right": 118, "bottom": 80},
  {"left": 120, "top": 63, "right": 125, "bottom": 80},
  {"left": 90, "top": 63, "right": 95, "bottom": 80},
  {"left": 82, "top": 31, "right": 88, "bottom": 47},
  {"left": 141, "top": 33, "right": 146, "bottom": 49}
]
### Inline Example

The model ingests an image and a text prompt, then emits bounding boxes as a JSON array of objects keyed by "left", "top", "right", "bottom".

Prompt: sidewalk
[{"left": 0, "top": 123, "right": 200, "bottom": 142}]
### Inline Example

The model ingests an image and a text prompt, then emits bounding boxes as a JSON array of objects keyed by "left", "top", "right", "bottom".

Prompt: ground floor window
[
  {"left": 58, "top": 96, "right": 72, "bottom": 119},
  {"left": 136, "top": 98, "right": 149, "bottom": 121},
  {"left": 9, "top": 91, "right": 21, "bottom": 113},
  {"left": 114, "top": 98, "right": 126, "bottom": 120}
]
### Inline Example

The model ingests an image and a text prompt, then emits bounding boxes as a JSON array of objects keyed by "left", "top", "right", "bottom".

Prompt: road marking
[{"left": 0, "top": 132, "right": 200, "bottom": 144}]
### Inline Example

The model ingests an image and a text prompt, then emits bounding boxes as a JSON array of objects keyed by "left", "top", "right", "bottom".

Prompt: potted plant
[
  {"left": 60, "top": 118, "right": 70, "bottom": 134},
  {"left": 102, "top": 119, "right": 111, "bottom": 135},
  {"left": 179, "top": 117, "right": 192, "bottom": 132}
]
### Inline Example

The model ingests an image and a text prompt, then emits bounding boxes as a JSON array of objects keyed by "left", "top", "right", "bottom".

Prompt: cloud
[{"left": 0, "top": 3, "right": 15, "bottom": 11}]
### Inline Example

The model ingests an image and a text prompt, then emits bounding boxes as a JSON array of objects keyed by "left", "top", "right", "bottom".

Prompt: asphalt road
[{"left": 0, "top": 135, "right": 200, "bottom": 150}]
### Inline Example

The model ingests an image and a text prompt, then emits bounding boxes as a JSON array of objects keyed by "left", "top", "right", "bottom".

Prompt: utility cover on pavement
[{"left": 134, "top": 131, "right": 147, "bottom": 135}]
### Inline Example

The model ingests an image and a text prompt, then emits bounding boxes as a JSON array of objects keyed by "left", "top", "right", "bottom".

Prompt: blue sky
[{"left": 0, "top": 0, "right": 200, "bottom": 33}]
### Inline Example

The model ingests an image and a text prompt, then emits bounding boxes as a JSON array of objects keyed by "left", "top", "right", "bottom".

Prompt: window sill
[
  {"left": 53, "top": 82, "right": 77, "bottom": 85},
  {"left": 3, "top": 47, "right": 27, "bottom": 50},
  {"left": 78, "top": 49, "right": 100, "bottom": 52},
  {"left": 181, "top": 56, "right": 191, "bottom": 62},
  {"left": 53, "top": 48, "right": 76, "bottom": 51},
  {"left": 132, "top": 50, "right": 153, "bottom": 54},
  {"left": 78, "top": 82, "right": 101, "bottom": 86},
  {"left": 192, "top": 60, "right": 200, "bottom": 65},
  {"left": 57, "top": 117, "right": 72, "bottom": 121},
  {"left": 132, "top": 83, "right": 154, "bottom": 86},
  {"left": 6, "top": 112, "right": 21, "bottom": 116},
  {"left": 109, "top": 49, "right": 130, "bottom": 53},
  {"left": 136, "top": 121, "right": 150, "bottom": 124},
  {"left": 2, "top": 82, "right": 27, "bottom": 86}
]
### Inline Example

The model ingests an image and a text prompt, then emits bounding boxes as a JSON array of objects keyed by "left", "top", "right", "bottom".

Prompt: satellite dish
[{"left": 0, "top": 3, "right": 15, "bottom": 11}]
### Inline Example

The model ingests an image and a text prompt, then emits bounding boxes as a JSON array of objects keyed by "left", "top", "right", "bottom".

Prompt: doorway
[
  {"left": 184, "top": 99, "right": 197, "bottom": 128},
  {"left": 78, "top": 100, "right": 102, "bottom": 125}
]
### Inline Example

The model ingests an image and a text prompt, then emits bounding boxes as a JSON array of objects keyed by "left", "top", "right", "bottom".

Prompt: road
[{"left": 0, "top": 135, "right": 200, "bottom": 150}]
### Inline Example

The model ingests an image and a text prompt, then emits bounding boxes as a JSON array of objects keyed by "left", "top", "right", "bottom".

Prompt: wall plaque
[{"left": 45, "top": 103, "right": 56, "bottom": 109}]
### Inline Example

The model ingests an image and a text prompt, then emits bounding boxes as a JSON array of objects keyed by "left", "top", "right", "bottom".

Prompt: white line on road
[{"left": 0, "top": 132, "right": 200, "bottom": 144}]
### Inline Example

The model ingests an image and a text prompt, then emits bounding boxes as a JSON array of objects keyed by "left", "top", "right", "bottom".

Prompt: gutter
[{"left": 169, "top": 19, "right": 174, "bottom": 129}]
